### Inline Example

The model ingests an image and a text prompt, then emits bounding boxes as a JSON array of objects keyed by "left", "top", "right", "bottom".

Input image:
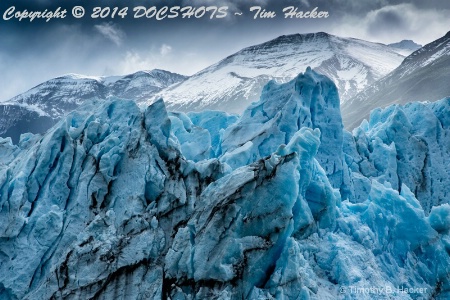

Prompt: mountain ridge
[
  {"left": 155, "top": 32, "right": 405, "bottom": 113},
  {"left": 388, "top": 39, "right": 422, "bottom": 56},
  {"left": 342, "top": 31, "right": 450, "bottom": 129},
  {"left": 0, "top": 69, "right": 187, "bottom": 143}
]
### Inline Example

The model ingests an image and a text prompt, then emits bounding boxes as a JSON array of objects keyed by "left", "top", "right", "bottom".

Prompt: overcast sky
[{"left": 1, "top": 0, "right": 449, "bottom": 101}]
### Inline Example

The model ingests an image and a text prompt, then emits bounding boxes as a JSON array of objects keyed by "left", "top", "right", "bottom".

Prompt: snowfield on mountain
[
  {"left": 343, "top": 31, "right": 450, "bottom": 129},
  {"left": 155, "top": 32, "right": 404, "bottom": 113},
  {"left": 0, "top": 70, "right": 186, "bottom": 143}
]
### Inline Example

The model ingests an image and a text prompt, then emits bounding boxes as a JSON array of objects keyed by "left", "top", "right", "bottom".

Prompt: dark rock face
[{"left": 0, "top": 105, "right": 56, "bottom": 143}]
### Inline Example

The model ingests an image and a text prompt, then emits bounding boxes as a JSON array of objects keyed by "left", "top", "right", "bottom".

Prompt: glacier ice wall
[
  {"left": 219, "top": 67, "right": 345, "bottom": 191},
  {"left": 0, "top": 70, "right": 449, "bottom": 300},
  {"left": 345, "top": 99, "right": 450, "bottom": 213}
]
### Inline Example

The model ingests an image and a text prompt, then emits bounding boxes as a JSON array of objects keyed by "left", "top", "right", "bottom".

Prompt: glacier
[
  {"left": 346, "top": 99, "right": 450, "bottom": 213},
  {"left": 0, "top": 69, "right": 449, "bottom": 299}
]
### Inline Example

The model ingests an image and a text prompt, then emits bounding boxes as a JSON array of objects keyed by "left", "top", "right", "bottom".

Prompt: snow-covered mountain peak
[
  {"left": 55, "top": 70, "right": 178, "bottom": 86},
  {"left": 0, "top": 69, "right": 187, "bottom": 143},
  {"left": 155, "top": 32, "right": 404, "bottom": 114},
  {"left": 6, "top": 69, "right": 186, "bottom": 111},
  {"left": 61, "top": 73, "right": 103, "bottom": 81},
  {"left": 248, "top": 31, "right": 332, "bottom": 48},
  {"left": 397, "top": 33, "right": 450, "bottom": 77},
  {"left": 388, "top": 39, "right": 422, "bottom": 56},
  {"left": 342, "top": 31, "right": 450, "bottom": 129}
]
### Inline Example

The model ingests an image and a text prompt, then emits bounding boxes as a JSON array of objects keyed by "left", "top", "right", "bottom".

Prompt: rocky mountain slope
[
  {"left": 1, "top": 69, "right": 449, "bottom": 299},
  {"left": 1, "top": 32, "right": 408, "bottom": 143},
  {"left": 343, "top": 31, "right": 450, "bottom": 129},
  {"left": 0, "top": 70, "right": 186, "bottom": 143},
  {"left": 388, "top": 40, "right": 422, "bottom": 56},
  {"left": 156, "top": 32, "right": 404, "bottom": 113}
]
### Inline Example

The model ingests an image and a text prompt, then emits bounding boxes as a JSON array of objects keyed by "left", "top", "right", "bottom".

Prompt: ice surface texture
[
  {"left": 347, "top": 99, "right": 450, "bottom": 213},
  {"left": 0, "top": 70, "right": 449, "bottom": 299}
]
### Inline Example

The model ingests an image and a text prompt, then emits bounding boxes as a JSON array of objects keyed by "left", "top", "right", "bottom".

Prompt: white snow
[{"left": 154, "top": 33, "right": 404, "bottom": 112}]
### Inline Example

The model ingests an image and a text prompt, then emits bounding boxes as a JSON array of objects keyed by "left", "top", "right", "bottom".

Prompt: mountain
[
  {"left": 0, "top": 33, "right": 406, "bottom": 142},
  {"left": 155, "top": 32, "right": 404, "bottom": 113},
  {"left": 343, "top": 31, "right": 450, "bottom": 129},
  {"left": 388, "top": 39, "right": 422, "bottom": 56},
  {"left": 1, "top": 69, "right": 449, "bottom": 299},
  {"left": 0, "top": 69, "right": 187, "bottom": 143}
]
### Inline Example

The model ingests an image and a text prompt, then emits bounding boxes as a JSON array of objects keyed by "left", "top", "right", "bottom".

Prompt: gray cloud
[
  {"left": 94, "top": 23, "right": 126, "bottom": 46},
  {"left": 160, "top": 44, "right": 172, "bottom": 56},
  {"left": 367, "top": 6, "right": 407, "bottom": 34},
  {"left": 330, "top": 3, "right": 450, "bottom": 44}
]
